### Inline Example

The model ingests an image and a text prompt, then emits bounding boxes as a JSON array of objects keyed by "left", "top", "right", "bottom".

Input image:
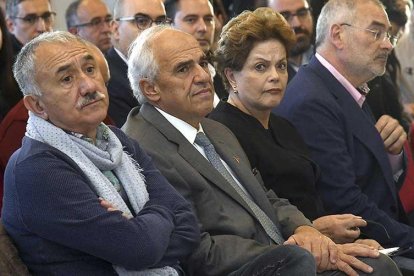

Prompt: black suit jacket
[
  {"left": 105, "top": 47, "right": 139, "bottom": 127},
  {"left": 209, "top": 101, "right": 324, "bottom": 220}
]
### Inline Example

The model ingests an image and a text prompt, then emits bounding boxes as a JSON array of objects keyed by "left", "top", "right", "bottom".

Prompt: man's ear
[
  {"left": 68, "top": 26, "right": 78, "bottom": 35},
  {"left": 139, "top": 78, "right": 160, "bottom": 102},
  {"left": 111, "top": 20, "right": 120, "bottom": 41},
  {"left": 330, "top": 23, "right": 345, "bottom": 50},
  {"left": 6, "top": 17, "right": 15, "bottom": 33},
  {"left": 23, "top": 95, "right": 48, "bottom": 120}
]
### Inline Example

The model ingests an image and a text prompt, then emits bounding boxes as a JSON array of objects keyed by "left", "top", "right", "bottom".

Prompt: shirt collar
[
  {"left": 114, "top": 47, "right": 128, "bottom": 65},
  {"left": 315, "top": 53, "right": 369, "bottom": 107},
  {"left": 155, "top": 107, "right": 203, "bottom": 144},
  {"left": 68, "top": 124, "right": 110, "bottom": 150}
]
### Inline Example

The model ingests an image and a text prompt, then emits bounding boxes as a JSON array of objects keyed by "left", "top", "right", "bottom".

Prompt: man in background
[
  {"left": 6, "top": 0, "right": 54, "bottom": 56},
  {"left": 66, "top": 0, "right": 112, "bottom": 53}
]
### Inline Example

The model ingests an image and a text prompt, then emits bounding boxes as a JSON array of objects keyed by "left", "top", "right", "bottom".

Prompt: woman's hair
[
  {"left": 0, "top": 8, "right": 20, "bottom": 119},
  {"left": 215, "top": 7, "right": 295, "bottom": 91}
]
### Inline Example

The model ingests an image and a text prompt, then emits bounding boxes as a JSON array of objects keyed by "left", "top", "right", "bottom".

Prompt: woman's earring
[{"left": 233, "top": 86, "right": 238, "bottom": 94}]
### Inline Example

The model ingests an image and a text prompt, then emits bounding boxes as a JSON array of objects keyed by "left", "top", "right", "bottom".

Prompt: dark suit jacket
[
  {"left": 122, "top": 103, "right": 311, "bottom": 276},
  {"left": 105, "top": 47, "right": 139, "bottom": 127},
  {"left": 277, "top": 56, "right": 414, "bottom": 253},
  {"left": 209, "top": 101, "right": 324, "bottom": 221}
]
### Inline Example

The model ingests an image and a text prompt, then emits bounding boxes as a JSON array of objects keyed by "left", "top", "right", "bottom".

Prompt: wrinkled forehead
[
  {"left": 34, "top": 41, "right": 93, "bottom": 74},
  {"left": 17, "top": 0, "right": 51, "bottom": 15},
  {"left": 351, "top": 1, "right": 390, "bottom": 28},
  {"left": 153, "top": 30, "right": 204, "bottom": 66}
]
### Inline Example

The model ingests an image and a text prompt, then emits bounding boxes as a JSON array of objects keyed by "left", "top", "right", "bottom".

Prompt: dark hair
[
  {"left": 65, "top": 0, "right": 82, "bottom": 29},
  {"left": 0, "top": 8, "right": 21, "bottom": 118},
  {"left": 381, "top": 0, "right": 408, "bottom": 27},
  {"left": 215, "top": 7, "right": 295, "bottom": 90},
  {"left": 164, "top": 0, "right": 179, "bottom": 20}
]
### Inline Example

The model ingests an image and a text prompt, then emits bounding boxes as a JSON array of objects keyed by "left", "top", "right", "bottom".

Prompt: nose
[
  {"left": 269, "top": 66, "right": 281, "bottom": 82},
  {"left": 382, "top": 37, "right": 394, "bottom": 52},
  {"left": 289, "top": 15, "right": 301, "bottom": 28},
  {"left": 36, "top": 17, "right": 47, "bottom": 32},
  {"left": 196, "top": 18, "right": 207, "bottom": 33},
  {"left": 102, "top": 21, "right": 111, "bottom": 32},
  {"left": 79, "top": 73, "right": 97, "bottom": 96},
  {"left": 194, "top": 63, "right": 211, "bottom": 84}
]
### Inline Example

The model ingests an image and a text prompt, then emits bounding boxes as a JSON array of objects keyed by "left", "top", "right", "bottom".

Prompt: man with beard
[
  {"left": 277, "top": 0, "right": 414, "bottom": 267},
  {"left": 268, "top": 0, "right": 314, "bottom": 80}
]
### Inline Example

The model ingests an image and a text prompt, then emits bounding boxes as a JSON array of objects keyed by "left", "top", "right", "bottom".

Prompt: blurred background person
[
  {"left": 5, "top": 0, "right": 55, "bottom": 57},
  {"left": 66, "top": 0, "right": 113, "bottom": 53}
]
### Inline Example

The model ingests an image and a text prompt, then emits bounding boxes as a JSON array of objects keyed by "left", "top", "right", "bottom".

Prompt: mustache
[
  {"left": 293, "top": 27, "right": 311, "bottom": 36},
  {"left": 76, "top": 91, "right": 106, "bottom": 109}
]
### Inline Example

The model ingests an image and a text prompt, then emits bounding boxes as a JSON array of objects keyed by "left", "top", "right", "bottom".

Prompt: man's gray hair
[
  {"left": 13, "top": 31, "right": 87, "bottom": 97},
  {"left": 128, "top": 25, "right": 172, "bottom": 104},
  {"left": 6, "top": 0, "right": 24, "bottom": 17},
  {"left": 315, "top": 0, "right": 384, "bottom": 48}
]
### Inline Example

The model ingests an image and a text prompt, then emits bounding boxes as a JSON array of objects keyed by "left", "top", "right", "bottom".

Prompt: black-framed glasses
[
  {"left": 280, "top": 7, "right": 312, "bottom": 22},
  {"left": 340, "top": 23, "right": 398, "bottom": 47},
  {"left": 72, "top": 15, "right": 113, "bottom": 28},
  {"left": 11, "top": 11, "right": 56, "bottom": 25},
  {"left": 116, "top": 14, "right": 172, "bottom": 30}
]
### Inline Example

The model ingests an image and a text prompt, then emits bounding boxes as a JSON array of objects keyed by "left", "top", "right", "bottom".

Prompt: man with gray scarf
[{"left": 1, "top": 31, "right": 199, "bottom": 275}]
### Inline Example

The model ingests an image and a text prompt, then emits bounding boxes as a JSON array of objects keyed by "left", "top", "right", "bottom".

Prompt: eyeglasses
[
  {"left": 72, "top": 15, "right": 113, "bottom": 28},
  {"left": 116, "top": 14, "right": 172, "bottom": 30},
  {"left": 280, "top": 7, "right": 312, "bottom": 22},
  {"left": 11, "top": 11, "right": 56, "bottom": 25},
  {"left": 340, "top": 23, "right": 398, "bottom": 47}
]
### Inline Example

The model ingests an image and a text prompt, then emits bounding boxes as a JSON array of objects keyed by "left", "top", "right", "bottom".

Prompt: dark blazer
[
  {"left": 105, "top": 47, "right": 139, "bottom": 127},
  {"left": 277, "top": 56, "right": 414, "bottom": 253},
  {"left": 209, "top": 101, "right": 324, "bottom": 221},
  {"left": 122, "top": 103, "right": 311, "bottom": 276}
]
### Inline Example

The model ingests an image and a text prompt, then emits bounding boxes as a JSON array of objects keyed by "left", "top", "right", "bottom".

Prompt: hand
[
  {"left": 332, "top": 247, "right": 375, "bottom": 276},
  {"left": 313, "top": 214, "right": 366, "bottom": 244},
  {"left": 375, "top": 115, "right": 406, "bottom": 155},
  {"left": 99, "top": 197, "right": 133, "bottom": 219},
  {"left": 354, "top": 239, "right": 383, "bottom": 250},
  {"left": 338, "top": 243, "right": 380, "bottom": 258},
  {"left": 285, "top": 225, "right": 338, "bottom": 272}
]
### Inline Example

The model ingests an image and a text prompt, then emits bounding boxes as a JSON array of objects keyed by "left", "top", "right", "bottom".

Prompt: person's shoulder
[{"left": 201, "top": 118, "right": 240, "bottom": 144}]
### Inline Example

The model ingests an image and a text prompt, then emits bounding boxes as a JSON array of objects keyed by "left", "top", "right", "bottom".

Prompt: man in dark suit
[
  {"left": 106, "top": 0, "right": 169, "bottom": 127},
  {"left": 122, "top": 25, "right": 401, "bottom": 276},
  {"left": 277, "top": 0, "right": 414, "bottom": 259}
]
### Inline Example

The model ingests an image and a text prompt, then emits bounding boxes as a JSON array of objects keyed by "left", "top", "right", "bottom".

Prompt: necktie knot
[{"left": 195, "top": 132, "right": 212, "bottom": 148}]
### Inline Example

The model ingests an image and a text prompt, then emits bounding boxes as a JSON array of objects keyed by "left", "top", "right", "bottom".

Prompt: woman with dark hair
[
  {"left": 0, "top": 8, "right": 20, "bottom": 121},
  {"left": 209, "top": 7, "right": 379, "bottom": 247}
]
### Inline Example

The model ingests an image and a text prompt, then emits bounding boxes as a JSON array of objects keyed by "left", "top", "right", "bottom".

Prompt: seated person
[
  {"left": 1, "top": 31, "right": 200, "bottom": 275},
  {"left": 209, "top": 4, "right": 368, "bottom": 245},
  {"left": 0, "top": 41, "right": 113, "bottom": 211},
  {"left": 122, "top": 24, "right": 401, "bottom": 275}
]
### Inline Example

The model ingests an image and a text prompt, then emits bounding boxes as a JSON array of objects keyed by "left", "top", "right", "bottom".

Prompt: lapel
[
  {"left": 139, "top": 104, "right": 259, "bottom": 217},
  {"left": 308, "top": 57, "right": 396, "bottom": 194},
  {"left": 106, "top": 47, "right": 128, "bottom": 75}
]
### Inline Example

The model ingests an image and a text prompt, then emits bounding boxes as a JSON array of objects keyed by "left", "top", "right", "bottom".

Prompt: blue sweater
[{"left": 1, "top": 127, "right": 200, "bottom": 275}]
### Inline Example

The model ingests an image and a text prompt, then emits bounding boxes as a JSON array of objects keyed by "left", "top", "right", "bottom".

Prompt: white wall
[{"left": 50, "top": 0, "right": 116, "bottom": 31}]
